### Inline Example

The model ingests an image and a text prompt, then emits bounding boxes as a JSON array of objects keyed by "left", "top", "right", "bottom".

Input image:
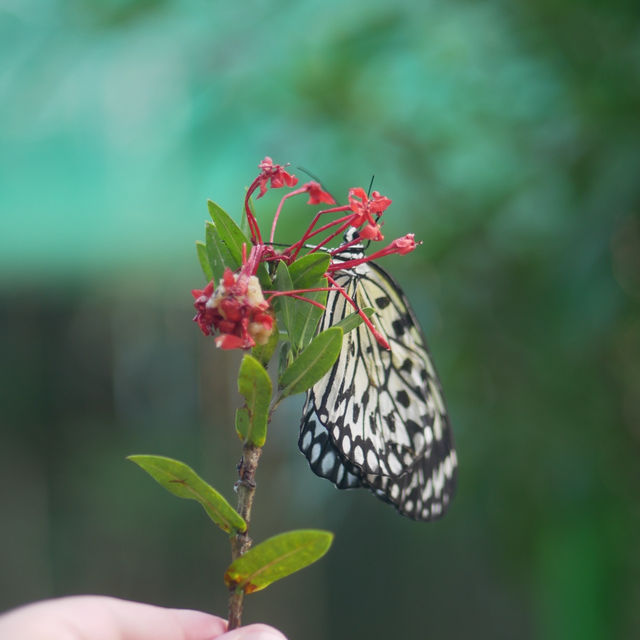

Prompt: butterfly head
[
  {"left": 333, "top": 227, "right": 366, "bottom": 262},
  {"left": 343, "top": 226, "right": 361, "bottom": 246}
]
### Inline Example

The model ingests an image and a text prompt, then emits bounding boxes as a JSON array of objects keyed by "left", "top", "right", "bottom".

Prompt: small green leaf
[
  {"left": 235, "top": 354, "right": 272, "bottom": 447},
  {"left": 288, "top": 253, "right": 331, "bottom": 288},
  {"left": 332, "top": 307, "right": 375, "bottom": 334},
  {"left": 207, "top": 200, "right": 249, "bottom": 268},
  {"left": 278, "top": 341, "right": 293, "bottom": 377},
  {"left": 224, "top": 529, "right": 333, "bottom": 594},
  {"left": 272, "top": 262, "right": 295, "bottom": 341},
  {"left": 292, "top": 299, "right": 326, "bottom": 354},
  {"left": 127, "top": 455, "right": 246, "bottom": 534},
  {"left": 278, "top": 327, "right": 343, "bottom": 398},
  {"left": 196, "top": 241, "right": 214, "bottom": 281},
  {"left": 288, "top": 253, "right": 330, "bottom": 352},
  {"left": 206, "top": 221, "right": 237, "bottom": 282},
  {"left": 235, "top": 408, "right": 250, "bottom": 442},
  {"left": 207, "top": 200, "right": 270, "bottom": 288}
]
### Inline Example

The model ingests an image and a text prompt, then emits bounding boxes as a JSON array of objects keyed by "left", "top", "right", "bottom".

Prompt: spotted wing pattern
[{"left": 298, "top": 258, "right": 457, "bottom": 521}]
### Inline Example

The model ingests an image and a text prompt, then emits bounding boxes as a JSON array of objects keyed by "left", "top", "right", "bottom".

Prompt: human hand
[{"left": 0, "top": 595, "right": 287, "bottom": 640}]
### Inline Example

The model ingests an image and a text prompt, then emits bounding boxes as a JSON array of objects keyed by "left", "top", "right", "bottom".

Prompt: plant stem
[{"left": 227, "top": 442, "right": 262, "bottom": 630}]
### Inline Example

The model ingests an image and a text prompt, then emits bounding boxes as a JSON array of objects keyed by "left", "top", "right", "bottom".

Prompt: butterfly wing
[{"left": 298, "top": 261, "right": 457, "bottom": 521}]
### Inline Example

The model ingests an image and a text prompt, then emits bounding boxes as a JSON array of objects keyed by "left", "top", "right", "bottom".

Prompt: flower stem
[{"left": 228, "top": 442, "right": 263, "bottom": 629}]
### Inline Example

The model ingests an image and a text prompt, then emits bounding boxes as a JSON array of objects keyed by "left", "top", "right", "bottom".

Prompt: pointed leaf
[
  {"left": 272, "top": 262, "right": 295, "bottom": 341},
  {"left": 278, "top": 327, "right": 343, "bottom": 398},
  {"left": 207, "top": 200, "right": 270, "bottom": 288},
  {"left": 278, "top": 341, "right": 293, "bottom": 377},
  {"left": 127, "top": 455, "right": 246, "bottom": 534},
  {"left": 224, "top": 529, "right": 333, "bottom": 594},
  {"left": 206, "top": 221, "right": 237, "bottom": 282},
  {"left": 332, "top": 307, "right": 375, "bottom": 334},
  {"left": 235, "top": 354, "right": 272, "bottom": 447},
  {"left": 288, "top": 253, "right": 331, "bottom": 289},
  {"left": 196, "top": 241, "right": 214, "bottom": 281},
  {"left": 207, "top": 200, "right": 249, "bottom": 268},
  {"left": 292, "top": 298, "right": 326, "bottom": 354},
  {"left": 288, "top": 253, "right": 330, "bottom": 352}
]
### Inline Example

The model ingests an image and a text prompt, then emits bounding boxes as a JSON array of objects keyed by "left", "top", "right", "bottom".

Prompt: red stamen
[
  {"left": 270, "top": 190, "right": 297, "bottom": 244},
  {"left": 265, "top": 286, "right": 339, "bottom": 310},
  {"left": 328, "top": 234, "right": 419, "bottom": 271},
  {"left": 286, "top": 206, "right": 352, "bottom": 260},
  {"left": 306, "top": 221, "right": 353, "bottom": 256}
]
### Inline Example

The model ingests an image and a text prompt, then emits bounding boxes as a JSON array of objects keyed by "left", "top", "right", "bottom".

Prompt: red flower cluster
[
  {"left": 194, "top": 156, "right": 419, "bottom": 351},
  {"left": 347, "top": 188, "right": 390, "bottom": 241},
  {"left": 192, "top": 267, "right": 274, "bottom": 350}
]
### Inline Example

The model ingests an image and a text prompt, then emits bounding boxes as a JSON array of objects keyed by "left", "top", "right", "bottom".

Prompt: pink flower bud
[{"left": 391, "top": 234, "right": 417, "bottom": 255}]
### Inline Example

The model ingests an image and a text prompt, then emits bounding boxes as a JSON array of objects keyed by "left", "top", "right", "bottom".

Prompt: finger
[
  {"left": 0, "top": 596, "right": 228, "bottom": 640},
  {"left": 222, "top": 623, "right": 288, "bottom": 640},
  {"left": 76, "top": 596, "right": 228, "bottom": 640}
]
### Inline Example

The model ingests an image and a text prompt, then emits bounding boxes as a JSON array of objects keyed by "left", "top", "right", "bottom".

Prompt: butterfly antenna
[{"left": 297, "top": 166, "right": 323, "bottom": 184}]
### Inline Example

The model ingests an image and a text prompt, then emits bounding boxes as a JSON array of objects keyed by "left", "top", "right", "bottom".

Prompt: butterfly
[{"left": 298, "top": 230, "right": 457, "bottom": 521}]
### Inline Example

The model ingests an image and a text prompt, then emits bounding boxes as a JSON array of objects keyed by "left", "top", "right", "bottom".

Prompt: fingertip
[
  {"left": 224, "top": 623, "right": 288, "bottom": 640},
  {"left": 171, "top": 609, "right": 228, "bottom": 638}
]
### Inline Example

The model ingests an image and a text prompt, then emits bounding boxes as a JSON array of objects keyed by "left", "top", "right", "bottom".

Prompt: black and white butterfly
[{"left": 298, "top": 229, "right": 457, "bottom": 521}]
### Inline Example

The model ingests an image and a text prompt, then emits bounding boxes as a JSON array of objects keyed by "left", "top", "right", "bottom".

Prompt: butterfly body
[{"left": 298, "top": 234, "right": 457, "bottom": 521}]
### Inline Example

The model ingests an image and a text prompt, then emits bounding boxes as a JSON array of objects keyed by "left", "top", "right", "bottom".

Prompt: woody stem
[{"left": 227, "top": 442, "right": 262, "bottom": 629}]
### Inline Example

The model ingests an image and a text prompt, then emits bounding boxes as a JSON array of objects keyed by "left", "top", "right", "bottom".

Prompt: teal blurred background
[{"left": 1, "top": 1, "right": 639, "bottom": 638}]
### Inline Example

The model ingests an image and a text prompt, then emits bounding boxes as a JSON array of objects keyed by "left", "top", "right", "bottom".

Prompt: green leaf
[
  {"left": 288, "top": 253, "right": 330, "bottom": 352},
  {"left": 292, "top": 298, "right": 326, "bottom": 354},
  {"left": 288, "top": 253, "right": 331, "bottom": 288},
  {"left": 278, "top": 341, "right": 293, "bottom": 377},
  {"left": 127, "top": 455, "right": 246, "bottom": 534},
  {"left": 278, "top": 327, "right": 343, "bottom": 398},
  {"left": 332, "top": 307, "right": 375, "bottom": 334},
  {"left": 235, "top": 354, "right": 272, "bottom": 447},
  {"left": 207, "top": 200, "right": 249, "bottom": 268},
  {"left": 224, "top": 529, "right": 333, "bottom": 594},
  {"left": 272, "top": 262, "right": 295, "bottom": 341},
  {"left": 207, "top": 200, "right": 270, "bottom": 289},
  {"left": 196, "top": 241, "right": 214, "bottom": 281},
  {"left": 206, "top": 221, "right": 237, "bottom": 282}
]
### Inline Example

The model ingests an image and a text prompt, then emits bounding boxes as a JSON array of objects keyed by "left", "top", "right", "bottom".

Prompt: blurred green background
[{"left": 1, "top": 0, "right": 639, "bottom": 638}]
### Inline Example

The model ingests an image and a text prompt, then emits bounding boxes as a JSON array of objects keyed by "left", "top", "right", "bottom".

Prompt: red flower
[
  {"left": 256, "top": 156, "right": 298, "bottom": 198},
  {"left": 303, "top": 181, "right": 335, "bottom": 205},
  {"left": 359, "top": 222, "right": 384, "bottom": 241},
  {"left": 192, "top": 281, "right": 216, "bottom": 336},
  {"left": 348, "top": 188, "right": 392, "bottom": 227},
  {"left": 192, "top": 268, "right": 275, "bottom": 350}
]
